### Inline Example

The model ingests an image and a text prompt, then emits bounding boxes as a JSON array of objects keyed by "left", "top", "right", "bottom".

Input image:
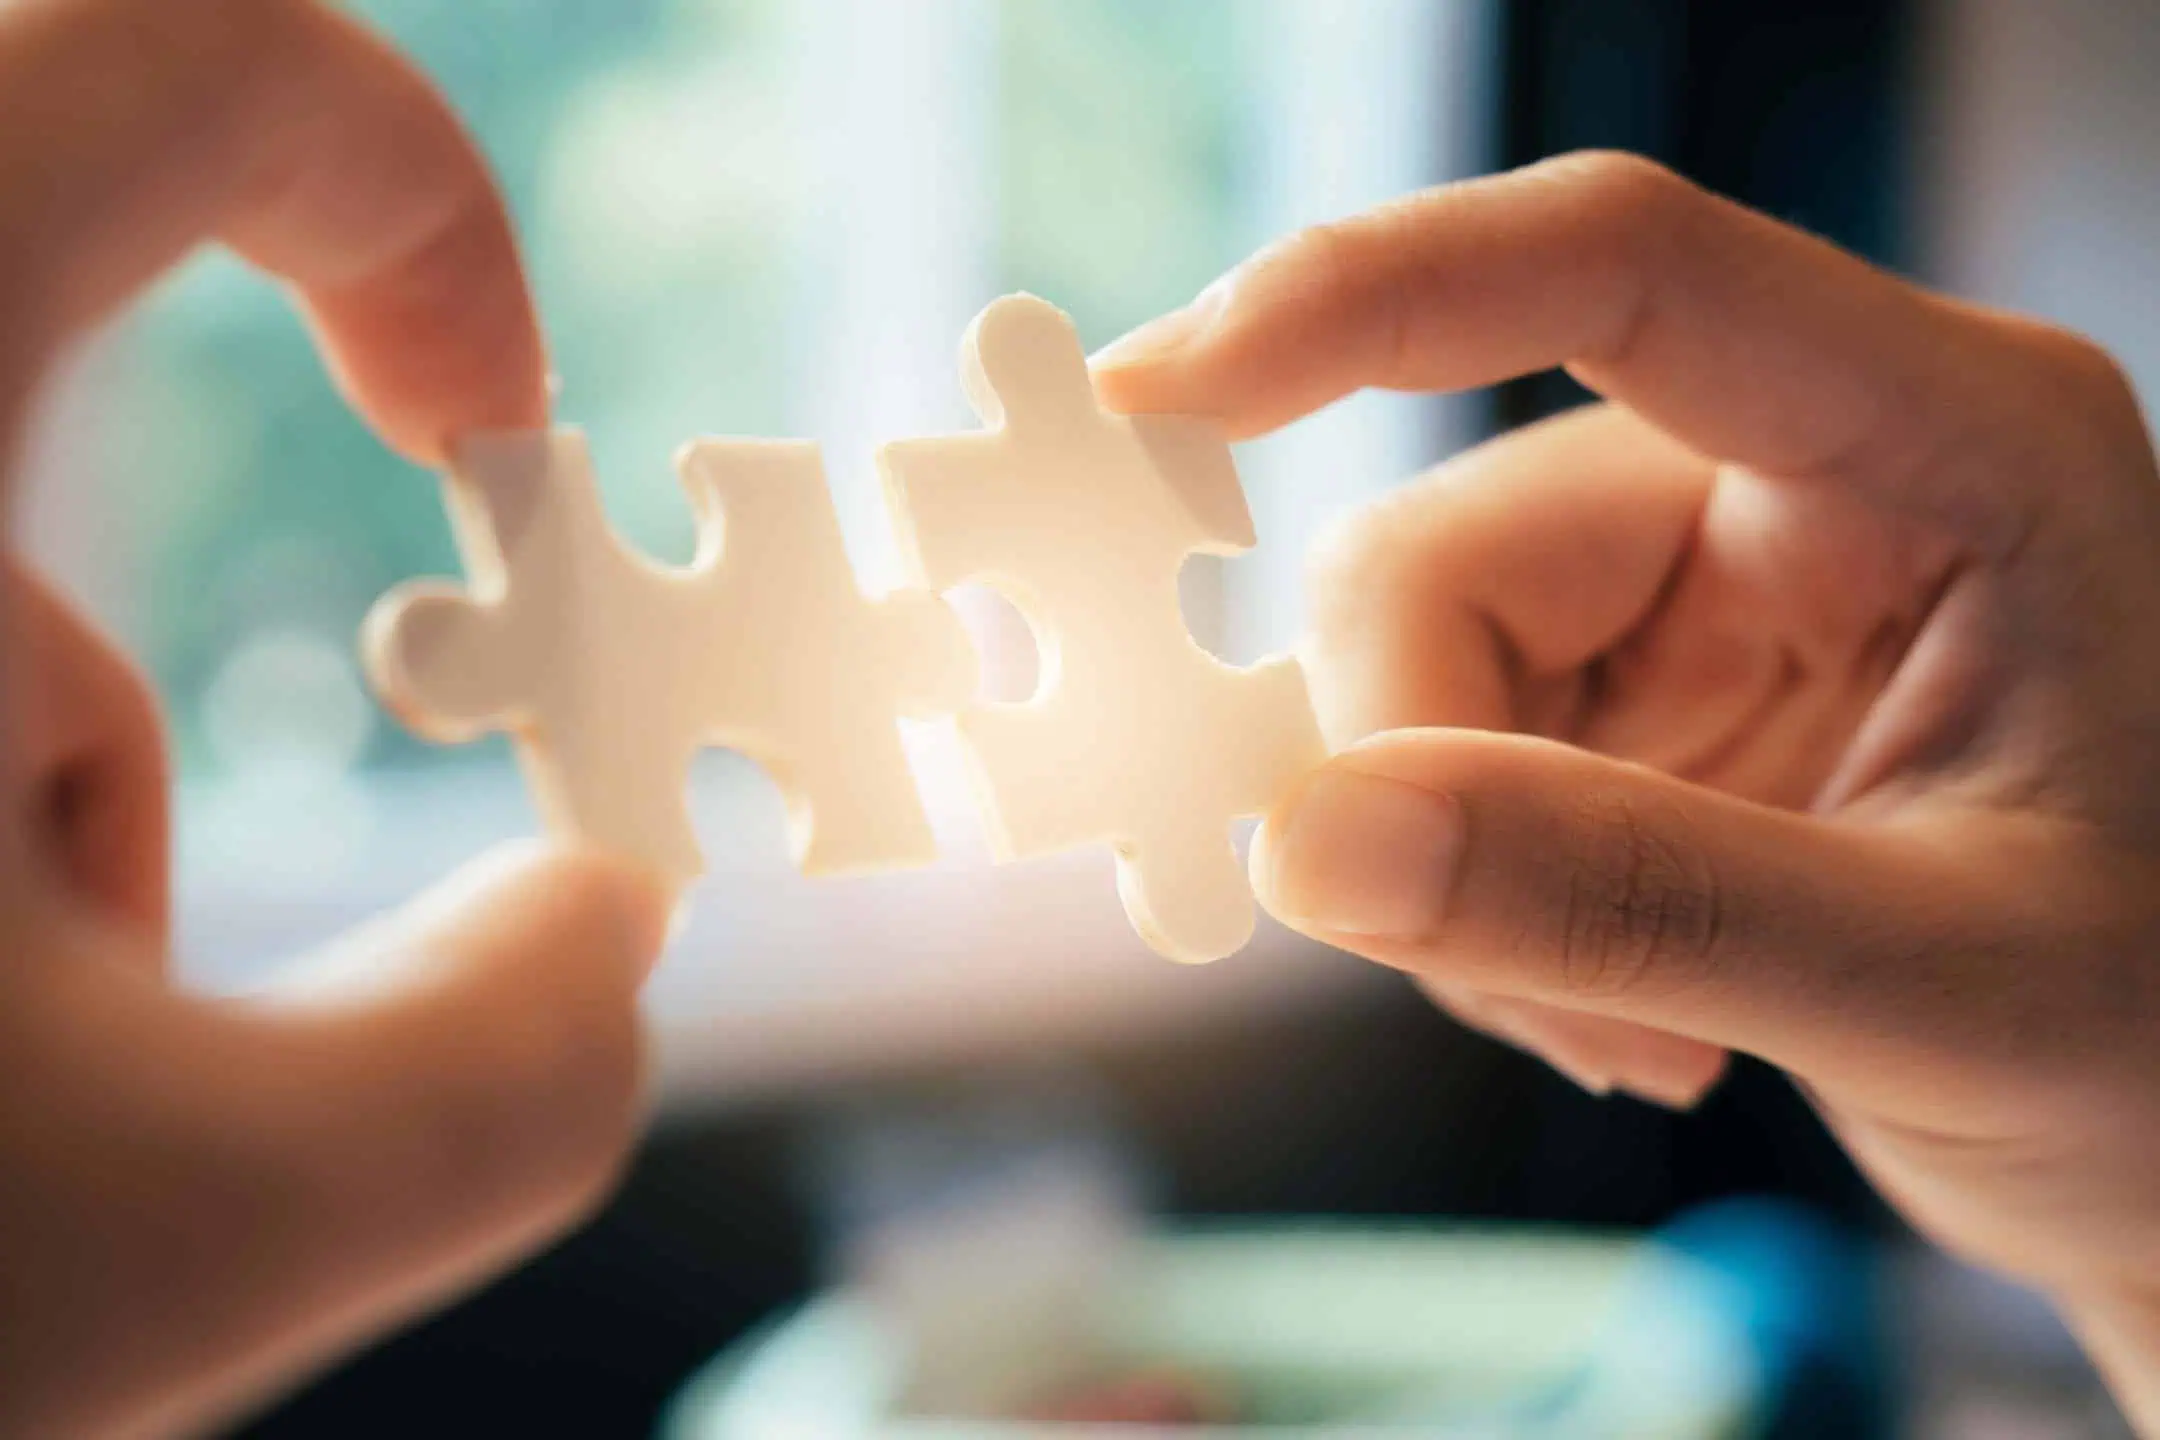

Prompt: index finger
[
  {"left": 1092, "top": 152, "right": 2021, "bottom": 549},
  {"left": 0, "top": 0, "right": 545, "bottom": 465}
]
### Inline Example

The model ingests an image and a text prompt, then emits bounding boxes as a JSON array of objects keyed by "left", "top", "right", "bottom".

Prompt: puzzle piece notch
[
  {"left": 367, "top": 429, "right": 711, "bottom": 881},
  {"left": 363, "top": 428, "right": 974, "bottom": 894},
  {"left": 673, "top": 438, "right": 976, "bottom": 875},
  {"left": 962, "top": 295, "right": 1257, "bottom": 551},
  {"left": 880, "top": 293, "right": 1328, "bottom": 963}
]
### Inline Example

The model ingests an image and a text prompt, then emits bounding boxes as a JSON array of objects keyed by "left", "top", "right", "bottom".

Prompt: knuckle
[
  {"left": 1543, "top": 150, "right": 1692, "bottom": 233},
  {"left": 1301, "top": 491, "right": 1454, "bottom": 657},
  {"left": 1283, "top": 215, "right": 1367, "bottom": 286},
  {"left": 1555, "top": 793, "right": 1726, "bottom": 1001},
  {"left": 1238, "top": 218, "right": 1361, "bottom": 310},
  {"left": 2007, "top": 319, "right": 2149, "bottom": 440},
  {"left": 1977, "top": 317, "right": 2159, "bottom": 533},
  {"left": 1529, "top": 152, "right": 1696, "bottom": 364},
  {"left": 1303, "top": 502, "right": 1406, "bottom": 624},
  {"left": 2035, "top": 323, "right": 2132, "bottom": 393},
  {"left": 2058, "top": 337, "right": 2148, "bottom": 447}
]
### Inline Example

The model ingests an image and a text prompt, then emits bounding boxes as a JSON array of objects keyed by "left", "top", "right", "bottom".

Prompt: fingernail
[
  {"left": 467, "top": 839, "right": 676, "bottom": 970},
  {"left": 1487, "top": 997, "right": 1725, "bottom": 1112},
  {"left": 1479, "top": 1002, "right": 1617, "bottom": 1098},
  {"left": 1551, "top": 1059, "right": 1614, "bottom": 1097},
  {"left": 1619, "top": 1070, "right": 1719, "bottom": 1112},
  {"left": 1254, "top": 768, "right": 1461, "bottom": 938},
  {"left": 1090, "top": 276, "right": 1234, "bottom": 371},
  {"left": 589, "top": 857, "right": 679, "bottom": 966}
]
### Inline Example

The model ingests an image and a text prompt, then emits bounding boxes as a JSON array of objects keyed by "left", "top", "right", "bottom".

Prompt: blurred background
[{"left": 18, "top": 0, "right": 2160, "bottom": 1434}]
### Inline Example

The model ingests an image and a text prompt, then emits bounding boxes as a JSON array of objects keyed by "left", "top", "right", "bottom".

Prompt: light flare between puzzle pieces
[{"left": 363, "top": 294, "right": 1327, "bottom": 963}]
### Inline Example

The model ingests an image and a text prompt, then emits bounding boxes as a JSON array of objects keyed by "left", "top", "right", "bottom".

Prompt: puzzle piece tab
[
  {"left": 879, "top": 294, "right": 1327, "bottom": 963},
  {"left": 363, "top": 429, "right": 974, "bottom": 893}
]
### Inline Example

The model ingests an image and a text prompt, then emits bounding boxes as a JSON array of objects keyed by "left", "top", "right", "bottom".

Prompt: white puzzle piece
[
  {"left": 879, "top": 294, "right": 1328, "bottom": 963},
  {"left": 363, "top": 429, "right": 975, "bottom": 893}
]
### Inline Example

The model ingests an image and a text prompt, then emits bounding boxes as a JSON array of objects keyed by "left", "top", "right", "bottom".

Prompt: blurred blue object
[{"left": 1641, "top": 1197, "right": 1890, "bottom": 1439}]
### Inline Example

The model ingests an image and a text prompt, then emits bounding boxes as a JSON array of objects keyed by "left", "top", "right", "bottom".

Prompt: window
[{"left": 21, "top": 0, "right": 1493, "bottom": 1090}]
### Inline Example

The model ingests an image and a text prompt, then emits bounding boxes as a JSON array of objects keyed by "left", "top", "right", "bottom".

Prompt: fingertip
[
  {"left": 1093, "top": 276, "right": 1234, "bottom": 366},
  {"left": 1089, "top": 277, "right": 1235, "bottom": 414},
  {"left": 1617, "top": 1047, "right": 1731, "bottom": 1111},
  {"left": 276, "top": 3, "right": 550, "bottom": 464},
  {"left": 218, "top": 836, "right": 669, "bottom": 1337},
  {"left": 303, "top": 201, "right": 550, "bottom": 467},
  {"left": 357, "top": 840, "right": 671, "bottom": 1191},
  {"left": 499, "top": 841, "right": 677, "bottom": 981},
  {"left": 394, "top": 838, "right": 674, "bottom": 991},
  {"left": 1248, "top": 759, "right": 1463, "bottom": 941},
  {"left": 1485, "top": 993, "right": 1732, "bottom": 1111}
]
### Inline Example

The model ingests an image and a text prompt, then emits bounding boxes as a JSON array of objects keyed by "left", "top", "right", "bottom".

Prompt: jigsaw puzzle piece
[
  {"left": 1116, "top": 813, "right": 1254, "bottom": 967},
  {"left": 879, "top": 293, "right": 1329, "bottom": 963},
  {"left": 367, "top": 427, "right": 975, "bottom": 894},
  {"left": 774, "top": 717, "right": 940, "bottom": 873},
  {"left": 365, "top": 429, "right": 712, "bottom": 889},
  {"left": 675, "top": 439, "right": 975, "bottom": 875},
  {"left": 530, "top": 706, "right": 706, "bottom": 889},
  {"left": 372, "top": 573, "right": 713, "bottom": 888},
  {"left": 958, "top": 288, "right": 1102, "bottom": 435},
  {"left": 885, "top": 299, "right": 1253, "bottom": 598},
  {"left": 877, "top": 589, "right": 979, "bottom": 721},
  {"left": 966, "top": 645, "right": 1319, "bottom": 962},
  {"left": 361, "top": 580, "right": 521, "bottom": 739},
  {"left": 1126, "top": 411, "right": 1257, "bottom": 551},
  {"left": 364, "top": 429, "right": 592, "bottom": 738},
  {"left": 1138, "top": 653, "right": 1330, "bottom": 958}
]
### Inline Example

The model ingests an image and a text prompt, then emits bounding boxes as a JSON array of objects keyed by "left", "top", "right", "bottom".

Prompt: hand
[
  {"left": 1095, "top": 152, "right": 2160, "bottom": 1429},
  {"left": 0, "top": 3, "right": 668, "bottom": 1435}
]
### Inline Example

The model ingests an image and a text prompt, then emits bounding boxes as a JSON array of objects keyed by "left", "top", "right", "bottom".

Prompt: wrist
[{"left": 2063, "top": 1276, "right": 2160, "bottom": 1435}]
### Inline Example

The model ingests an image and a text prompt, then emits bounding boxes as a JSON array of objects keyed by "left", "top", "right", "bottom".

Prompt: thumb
[
  {"left": 238, "top": 840, "right": 672, "bottom": 1275},
  {"left": 9, "top": 841, "right": 672, "bottom": 1439},
  {"left": 119, "top": 844, "right": 666, "bottom": 1434},
  {"left": 1250, "top": 728, "right": 1996, "bottom": 1080}
]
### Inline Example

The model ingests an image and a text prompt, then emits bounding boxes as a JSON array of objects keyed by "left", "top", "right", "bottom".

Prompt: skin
[
  {"left": 6, "top": 1, "right": 2156, "bottom": 1429},
  {"left": 1094, "top": 151, "right": 2160, "bottom": 1431},
  {"left": 0, "top": 2, "right": 669, "bottom": 1435}
]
